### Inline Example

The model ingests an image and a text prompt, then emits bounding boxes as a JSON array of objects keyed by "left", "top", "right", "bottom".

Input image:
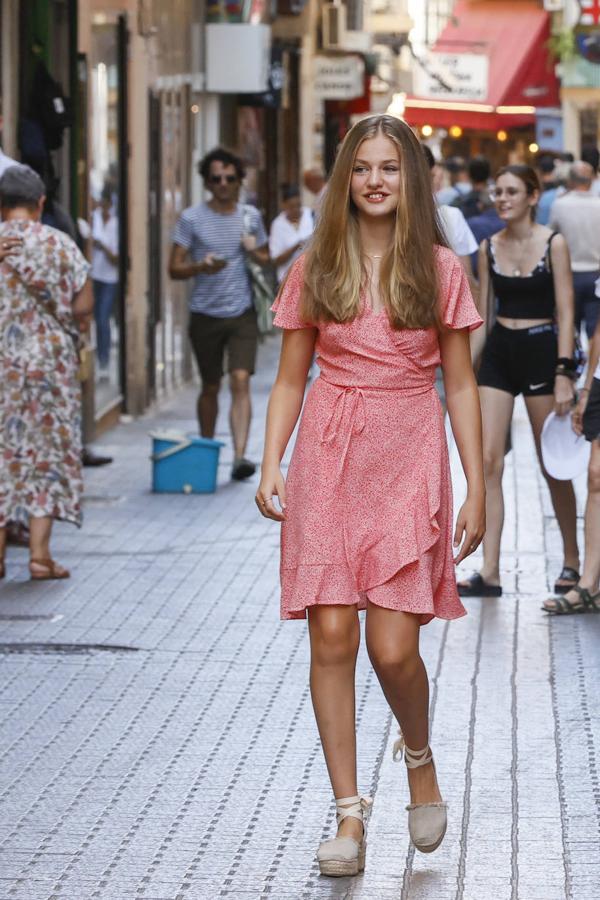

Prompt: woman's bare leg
[
  {"left": 459, "top": 386, "right": 514, "bottom": 587},
  {"left": 28, "top": 517, "right": 68, "bottom": 577},
  {"left": 365, "top": 603, "right": 440, "bottom": 805},
  {"left": 308, "top": 604, "right": 361, "bottom": 840},
  {"left": 579, "top": 442, "right": 600, "bottom": 592},
  {"left": 544, "top": 441, "right": 600, "bottom": 610},
  {"left": 29, "top": 516, "right": 53, "bottom": 560},
  {"left": 524, "top": 395, "right": 580, "bottom": 576}
]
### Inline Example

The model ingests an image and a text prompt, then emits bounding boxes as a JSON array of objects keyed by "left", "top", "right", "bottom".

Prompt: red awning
[{"left": 404, "top": 1, "right": 560, "bottom": 132}]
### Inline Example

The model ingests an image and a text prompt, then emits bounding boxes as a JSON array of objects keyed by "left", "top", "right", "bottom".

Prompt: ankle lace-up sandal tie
[
  {"left": 317, "top": 794, "right": 372, "bottom": 877},
  {"left": 393, "top": 731, "right": 447, "bottom": 854}
]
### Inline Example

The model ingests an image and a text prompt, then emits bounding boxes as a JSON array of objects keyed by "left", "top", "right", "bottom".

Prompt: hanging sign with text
[
  {"left": 413, "top": 52, "right": 489, "bottom": 102},
  {"left": 313, "top": 55, "right": 365, "bottom": 100}
]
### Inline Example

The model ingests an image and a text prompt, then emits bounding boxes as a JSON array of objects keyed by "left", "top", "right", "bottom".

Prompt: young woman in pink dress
[{"left": 255, "top": 115, "right": 485, "bottom": 875}]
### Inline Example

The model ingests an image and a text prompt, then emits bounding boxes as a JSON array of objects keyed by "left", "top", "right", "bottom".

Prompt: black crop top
[{"left": 487, "top": 232, "right": 557, "bottom": 320}]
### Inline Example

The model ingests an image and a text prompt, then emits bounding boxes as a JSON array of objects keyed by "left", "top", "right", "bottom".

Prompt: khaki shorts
[{"left": 189, "top": 307, "right": 258, "bottom": 385}]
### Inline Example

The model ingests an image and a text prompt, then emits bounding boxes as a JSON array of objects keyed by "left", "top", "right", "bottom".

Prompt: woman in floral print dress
[
  {"left": 256, "top": 117, "right": 485, "bottom": 873},
  {"left": 0, "top": 166, "right": 92, "bottom": 580}
]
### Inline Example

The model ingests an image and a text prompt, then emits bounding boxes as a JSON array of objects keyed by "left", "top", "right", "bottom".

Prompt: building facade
[{"left": 1, "top": 0, "right": 410, "bottom": 437}]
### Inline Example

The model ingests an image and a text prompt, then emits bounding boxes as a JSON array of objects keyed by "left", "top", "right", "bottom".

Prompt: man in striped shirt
[{"left": 169, "top": 148, "right": 269, "bottom": 480}]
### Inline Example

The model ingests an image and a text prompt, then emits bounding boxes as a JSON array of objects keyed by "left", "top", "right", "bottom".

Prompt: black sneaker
[
  {"left": 82, "top": 449, "right": 113, "bottom": 467},
  {"left": 231, "top": 457, "right": 256, "bottom": 480}
]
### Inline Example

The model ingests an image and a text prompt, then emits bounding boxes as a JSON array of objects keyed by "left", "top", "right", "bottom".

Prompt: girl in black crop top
[{"left": 458, "top": 164, "right": 580, "bottom": 600}]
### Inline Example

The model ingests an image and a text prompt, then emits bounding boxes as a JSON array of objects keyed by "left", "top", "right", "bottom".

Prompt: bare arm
[
  {"left": 244, "top": 241, "right": 270, "bottom": 266},
  {"left": 440, "top": 327, "right": 485, "bottom": 563},
  {"left": 469, "top": 241, "right": 490, "bottom": 364},
  {"left": 256, "top": 326, "right": 317, "bottom": 520},
  {"left": 550, "top": 234, "right": 576, "bottom": 415},
  {"left": 168, "top": 243, "right": 226, "bottom": 280},
  {"left": 573, "top": 316, "right": 600, "bottom": 434},
  {"left": 271, "top": 242, "right": 303, "bottom": 270},
  {"left": 98, "top": 241, "right": 118, "bottom": 267},
  {"left": 72, "top": 278, "right": 94, "bottom": 332}
]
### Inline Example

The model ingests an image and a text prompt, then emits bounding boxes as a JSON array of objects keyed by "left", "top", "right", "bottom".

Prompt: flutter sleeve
[
  {"left": 437, "top": 247, "right": 483, "bottom": 332},
  {"left": 271, "top": 255, "right": 313, "bottom": 330}
]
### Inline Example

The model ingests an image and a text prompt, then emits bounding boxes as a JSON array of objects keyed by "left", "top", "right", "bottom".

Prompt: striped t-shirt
[{"left": 172, "top": 202, "right": 267, "bottom": 318}]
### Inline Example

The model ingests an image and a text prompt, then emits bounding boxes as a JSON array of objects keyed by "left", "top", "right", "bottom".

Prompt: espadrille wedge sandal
[
  {"left": 393, "top": 731, "right": 447, "bottom": 854},
  {"left": 316, "top": 794, "right": 372, "bottom": 877}
]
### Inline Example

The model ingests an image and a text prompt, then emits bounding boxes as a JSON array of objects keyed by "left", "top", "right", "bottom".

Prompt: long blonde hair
[{"left": 301, "top": 115, "right": 448, "bottom": 329}]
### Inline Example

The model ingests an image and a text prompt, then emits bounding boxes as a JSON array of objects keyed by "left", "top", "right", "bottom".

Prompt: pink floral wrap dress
[
  {"left": 0, "top": 220, "right": 90, "bottom": 528},
  {"left": 272, "top": 247, "right": 483, "bottom": 624}
]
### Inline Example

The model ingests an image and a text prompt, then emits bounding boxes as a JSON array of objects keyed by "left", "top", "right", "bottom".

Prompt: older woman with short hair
[{"left": 0, "top": 165, "right": 93, "bottom": 580}]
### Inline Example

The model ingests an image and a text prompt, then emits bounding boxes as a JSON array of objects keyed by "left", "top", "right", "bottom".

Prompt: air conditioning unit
[
  {"left": 322, "top": 3, "right": 374, "bottom": 53},
  {"left": 323, "top": 2, "right": 347, "bottom": 50},
  {"left": 543, "top": 0, "right": 563, "bottom": 11}
]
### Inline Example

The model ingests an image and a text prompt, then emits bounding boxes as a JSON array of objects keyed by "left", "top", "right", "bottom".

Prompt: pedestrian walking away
[
  {"left": 543, "top": 316, "right": 600, "bottom": 614},
  {"left": 0, "top": 165, "right": 93, "bottom": 581},
  {"left": 256, "top": 114, "right": 485, "bottom": 875},
  {"left": 459, "top": 165, "right": 579, "bottom": 599},
  {"left": 169, "top": 146, "right": 269, "bottom": 481},
  {"left": 550, "top": 162, "right": 600, "bottom": 340}
]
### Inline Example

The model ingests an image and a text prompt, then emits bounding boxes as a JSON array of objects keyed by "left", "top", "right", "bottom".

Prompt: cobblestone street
[{"left": 1, "top": 335, "right": 599, "bottom": 900}]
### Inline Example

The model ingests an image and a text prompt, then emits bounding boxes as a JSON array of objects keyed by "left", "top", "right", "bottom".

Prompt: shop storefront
[
  {"left": 560, "top": 56, "right": 600, "bottom": 157},
  {"left": 404, "top": 0, "right": 560, "bottom": 167},
  {"left": 88, "top": 14, "right": 128, "bottom": 421}
]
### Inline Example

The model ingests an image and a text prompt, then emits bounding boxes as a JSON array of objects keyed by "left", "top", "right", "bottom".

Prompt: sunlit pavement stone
[{"left": 0, "top": 335, "right": 598, "bottom": 899}]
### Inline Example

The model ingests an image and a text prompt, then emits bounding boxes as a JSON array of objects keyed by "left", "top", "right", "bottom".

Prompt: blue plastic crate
[{"left": 150, "top": 432, "right": 225, "bottom": 494}]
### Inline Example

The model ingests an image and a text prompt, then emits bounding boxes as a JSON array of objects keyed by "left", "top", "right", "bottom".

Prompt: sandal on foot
[
  {"left": 393, "top": 731, "right": 447, "bottom": 854},
  {"left": 29, "top": 558, "right": 70, "bottom": 581},
  {"left": 457, "top": 573, "right": 502, "bottom": 598},
  {"left": 317, "top": 795, "right": 372, "bottom": 877},
  {"left": 542, "top": 585, "right": 600, "bottom": 615},
  {"left": 553, "top": 566, "right": 580, "bottom": 595}
]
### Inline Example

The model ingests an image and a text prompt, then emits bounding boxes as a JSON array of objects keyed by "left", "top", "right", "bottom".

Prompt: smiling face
[
  {"left": 350, "top": 133, "right": 401, "bottom": 221},
  {"left": 493, "top": 172, "right": 538, "bottom": 223}
]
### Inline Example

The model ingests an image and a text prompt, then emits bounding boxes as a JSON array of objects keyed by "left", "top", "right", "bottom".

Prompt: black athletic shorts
[
  {"left": 478, "top": 322, "right": 557, "bottom": 397},
  {"left": 583, "top": 377, "right": 600, "bottom": 442},
  {"left": 188, "top": 307, "right": 258, "bottom": 384}
]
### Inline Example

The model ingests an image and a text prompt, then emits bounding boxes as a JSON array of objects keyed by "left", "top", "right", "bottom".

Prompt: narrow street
[{"left": 0, "top": 334, "right": 598, "bottom": 900}]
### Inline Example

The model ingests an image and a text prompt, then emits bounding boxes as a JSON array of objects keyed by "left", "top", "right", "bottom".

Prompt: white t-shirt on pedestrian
[
  {"left": 91, "top": 208, "right": 119, "bottom": 284},
  {"left": 438, "top": 205, "right": 478, "bottom": 257},
  {"left": 0, "top": 147, "right": 22, "bottom": 178},
  {"left": 269, "top": 207, "right": 314, "bottom": 282}
]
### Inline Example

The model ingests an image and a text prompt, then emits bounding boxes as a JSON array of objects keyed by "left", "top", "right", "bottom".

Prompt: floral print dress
[{"left": 0, "top": 220, "right": 90, "bottom": 528}]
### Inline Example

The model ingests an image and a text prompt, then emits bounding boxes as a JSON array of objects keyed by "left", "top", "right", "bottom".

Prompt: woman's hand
[
  {"left": 453, "top": 493, "right": 486, "bottom": 565},
  {"left": 255, "top": 465, "right": 287, "bottom": 522},
  {"left": 572, "top": 388, "right": 590, "bottom": 436},
  {"left": 0, "top": 236, "right": 23, "bottom": 261},
  {"left": 553, "top": 373, "right": 575, "bottom": 417}
]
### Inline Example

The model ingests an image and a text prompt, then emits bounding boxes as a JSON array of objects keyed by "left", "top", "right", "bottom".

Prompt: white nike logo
[{"left": 529, "top": 382, "right": 547, "bottom": 391}]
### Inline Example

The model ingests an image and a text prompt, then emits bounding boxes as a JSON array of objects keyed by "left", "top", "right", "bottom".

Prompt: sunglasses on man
[{"left": 209, "top": 174, "right": 238, "bottom": 185}]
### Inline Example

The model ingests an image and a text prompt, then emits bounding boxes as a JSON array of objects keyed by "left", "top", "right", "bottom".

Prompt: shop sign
[
  {"left": 576, "top": 29, "right": 600, "bottom": 64},
  {"left": 314, "top": 56, "right": 365, "bottom": 100},
  {"left": 413, "top": 52, "right": 489, "bottom": 102}
]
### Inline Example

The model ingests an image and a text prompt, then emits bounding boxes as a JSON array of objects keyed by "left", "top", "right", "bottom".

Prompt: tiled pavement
[{"left": 0, "top": 335, "right": 599, "bottom": 900}]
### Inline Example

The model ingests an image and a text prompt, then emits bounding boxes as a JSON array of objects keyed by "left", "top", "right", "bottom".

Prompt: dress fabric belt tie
[{"left": 321, "top": 386, "right": 367, "bottom": 476}]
